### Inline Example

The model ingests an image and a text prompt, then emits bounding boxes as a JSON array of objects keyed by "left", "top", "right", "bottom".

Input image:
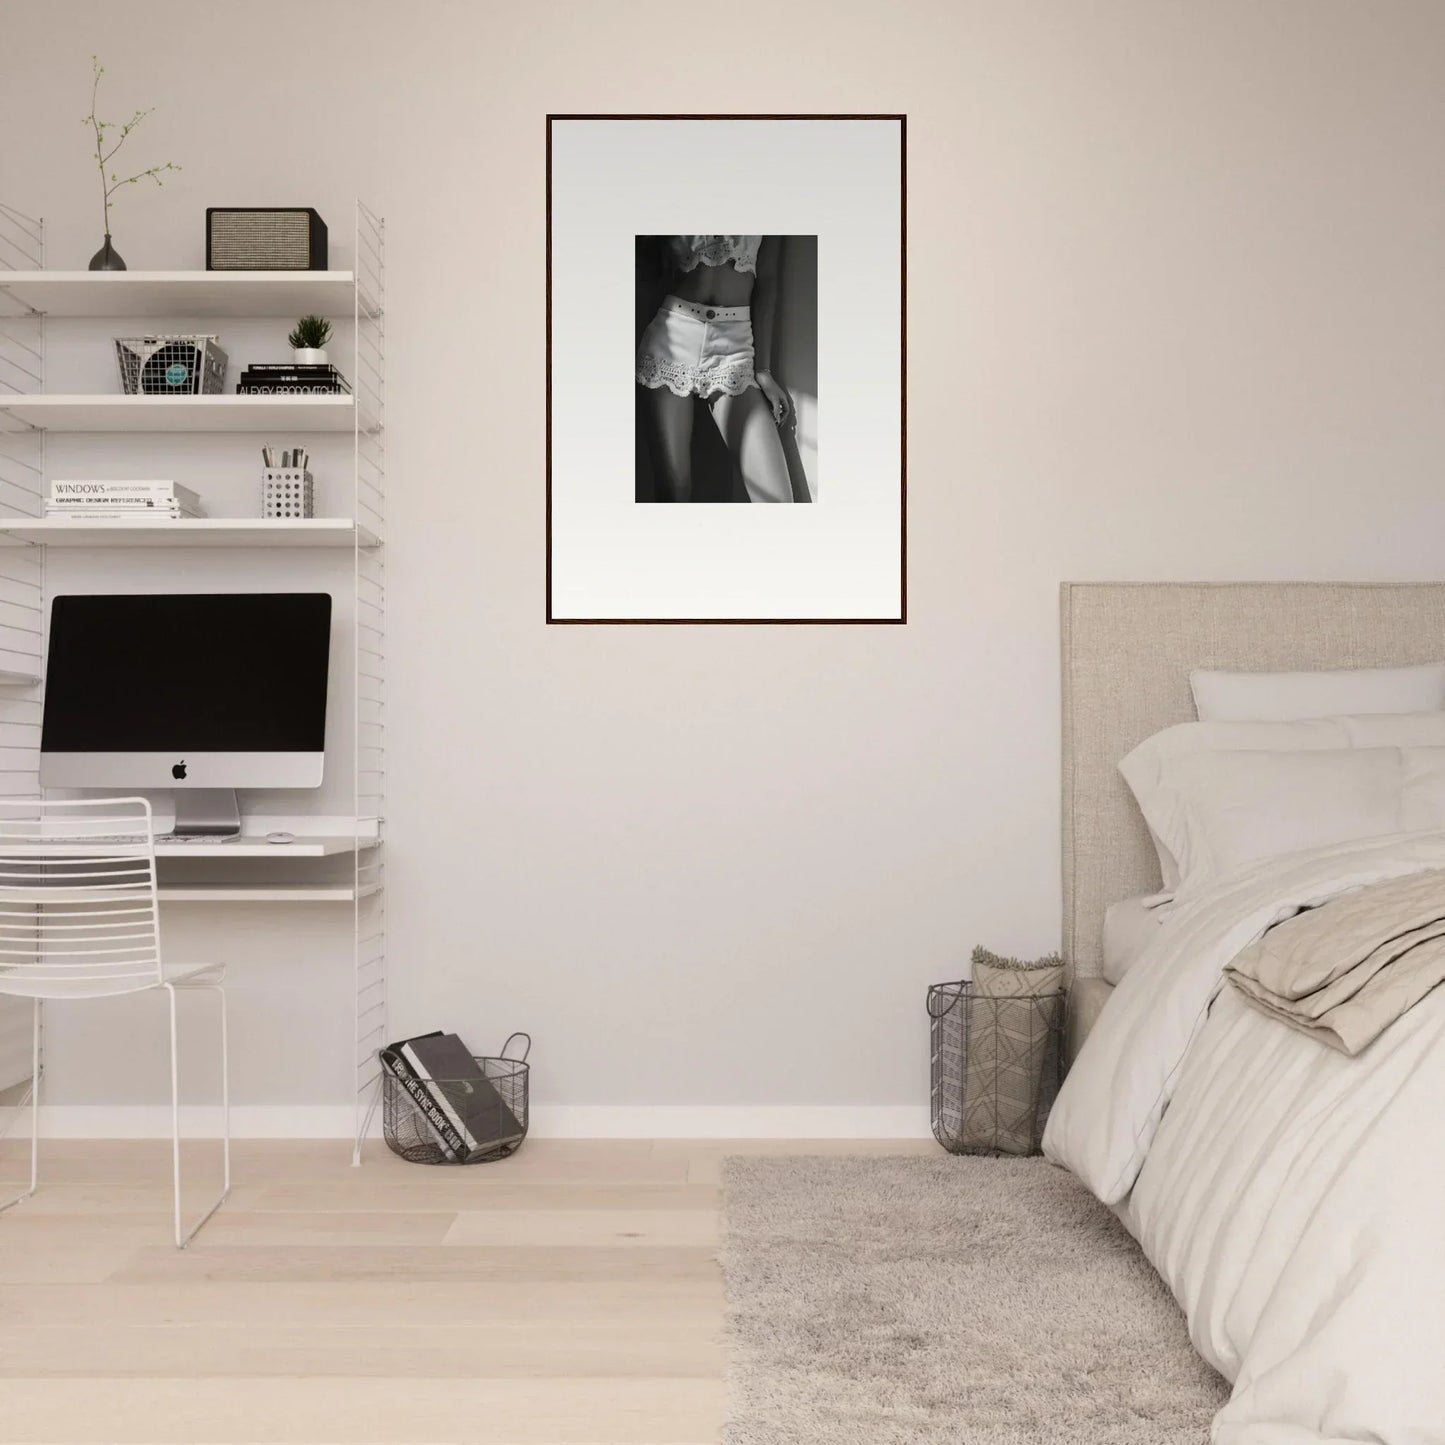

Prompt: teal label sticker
[{"left": 164, "top": 363, "right": 189, "bottom": 387}]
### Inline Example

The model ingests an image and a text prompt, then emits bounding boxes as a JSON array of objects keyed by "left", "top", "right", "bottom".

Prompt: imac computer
[{"left": 40, "top": 593, "right": 332, "bottom": 836}]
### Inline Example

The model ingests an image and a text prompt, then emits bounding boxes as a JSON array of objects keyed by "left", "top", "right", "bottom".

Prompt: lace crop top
[{"left": 665, "top": 235, "right": 761, "bottom": 276}]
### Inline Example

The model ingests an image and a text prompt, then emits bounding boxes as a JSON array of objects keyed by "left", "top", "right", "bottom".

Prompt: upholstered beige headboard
[{"left": 1061, "top": 581, "right": 1445, "bottom": 980}]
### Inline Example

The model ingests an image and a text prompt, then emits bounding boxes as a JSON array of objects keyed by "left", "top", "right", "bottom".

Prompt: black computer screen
[{"left": 42, "top": 594, "right": 332, "bottom": 753}]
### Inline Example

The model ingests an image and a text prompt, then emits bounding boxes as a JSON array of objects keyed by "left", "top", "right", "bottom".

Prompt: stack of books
[
  {"left": 47, "top": 480, "right": 206, "bottom": 519},
  {"left": 236, "top": 363, "right": 351, "bottom": 396},
  {"left": 382, "top": 1031, "right": 526, "bottom": 1162}
]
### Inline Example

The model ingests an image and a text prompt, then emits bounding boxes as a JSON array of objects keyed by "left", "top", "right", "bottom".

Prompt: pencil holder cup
[{"left": 261, "top": 468, "right": 314, "bottom": 519}]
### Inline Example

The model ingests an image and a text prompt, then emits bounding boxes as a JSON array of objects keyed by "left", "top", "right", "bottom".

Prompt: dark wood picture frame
[{"left": 546, "top": 114, "right": 907, "bottom": 625}]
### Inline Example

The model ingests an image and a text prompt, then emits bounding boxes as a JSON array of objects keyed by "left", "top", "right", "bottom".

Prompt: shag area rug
[{"left": 720, "top": 1155, "right": 1228, "bottom": 1444}]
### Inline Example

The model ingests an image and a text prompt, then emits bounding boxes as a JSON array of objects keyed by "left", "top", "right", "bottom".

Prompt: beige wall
[{"left": 5, "top": 1, "right": 1445, "bottom": 1124}]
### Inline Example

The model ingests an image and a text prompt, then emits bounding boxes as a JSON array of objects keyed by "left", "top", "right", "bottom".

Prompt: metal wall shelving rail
[{"left": 0, "top": 199, "right": 387, "bottom": 1161}]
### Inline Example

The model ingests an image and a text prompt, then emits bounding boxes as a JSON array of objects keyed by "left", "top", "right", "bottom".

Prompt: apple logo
[{"left": 172, "top": 761, "right": 187, "bottom": 780}]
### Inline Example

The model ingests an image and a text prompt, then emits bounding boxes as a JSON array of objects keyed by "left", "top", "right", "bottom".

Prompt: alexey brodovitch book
[{"left": 237, "top": 363, "right": 351, "bottom": 396}]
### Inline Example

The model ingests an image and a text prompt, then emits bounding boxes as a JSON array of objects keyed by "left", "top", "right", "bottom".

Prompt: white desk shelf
[
  {"left": 0, "top": 198, "right": 387, "bottom": 1164},
  {"left": 0, "top": 518, "right": 379, "bottom": 549},
  {"left": 155, "top": 835, "right": 365, "bottom": 859},
  {"left": 0, "top": 836, "right": 367, "bottom": 860},
  {"left": 0, "top": 270, "right": 370, "bottom": 320},
  {"left": 0, "top": 394, "right": 358, "bottom": 433},
  {"left": 158, "top": 882, "right": 382, "bottom": 904}
]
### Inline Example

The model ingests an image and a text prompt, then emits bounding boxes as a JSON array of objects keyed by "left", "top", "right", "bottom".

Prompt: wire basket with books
[{"left": 380, "top": 1031, "right": 530, "bottom": 1165}]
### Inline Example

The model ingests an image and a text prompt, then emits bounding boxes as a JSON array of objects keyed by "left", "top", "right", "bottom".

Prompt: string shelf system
[{"left": 0, "top": 199, "right": 387, "bottom": 1161}]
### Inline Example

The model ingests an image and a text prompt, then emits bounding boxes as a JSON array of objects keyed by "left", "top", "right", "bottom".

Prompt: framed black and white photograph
[{"left": 547, "top": 115, "right": 906, "bottom": 623}]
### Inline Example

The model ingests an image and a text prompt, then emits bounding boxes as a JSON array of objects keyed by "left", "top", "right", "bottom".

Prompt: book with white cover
[
  {"left": 51, "top": 479, "right": 188, "bottom": 490},
  {"left": 46, "top": 504, "right": 203, "bottom": 518},
  {"left": 47, "top": 498, "right": 202, "bottom": 509},
  {"left": 50, "top": 480, "right": 203, "bottom": 510},
  {"left": 45, "top": 510, "right": 202, "bottom": 520}
]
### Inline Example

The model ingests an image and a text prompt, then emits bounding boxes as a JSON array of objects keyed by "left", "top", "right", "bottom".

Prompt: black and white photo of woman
[{"left": 634, "top": 235, "right": 817, "bottom": 503}]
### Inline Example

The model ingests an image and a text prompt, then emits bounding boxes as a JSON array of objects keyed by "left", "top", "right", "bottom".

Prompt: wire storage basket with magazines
[
  {"left": 380, "top": 1031, "right": 530, "bottom": 1164},
  {"left": 928, "top": 954, "right": 1065, "bottom": 1157},
  {"left": 114, "top": 334, "right": 228, "bottom": 395}
]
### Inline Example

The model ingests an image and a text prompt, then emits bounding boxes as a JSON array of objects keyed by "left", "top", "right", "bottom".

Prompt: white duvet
[{"left": 1044, "top": 833, "right": 1445, "bottom": 1445}]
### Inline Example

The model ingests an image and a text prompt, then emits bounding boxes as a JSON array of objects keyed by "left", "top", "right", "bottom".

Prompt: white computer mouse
[{"left": 266, "top": 831, "right": 295, "bottom": 845}]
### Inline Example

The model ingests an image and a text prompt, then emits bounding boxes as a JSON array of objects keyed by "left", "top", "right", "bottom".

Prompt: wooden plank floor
[{"left": 0, "top": 1138, "right": 935, "bottom": 1444}]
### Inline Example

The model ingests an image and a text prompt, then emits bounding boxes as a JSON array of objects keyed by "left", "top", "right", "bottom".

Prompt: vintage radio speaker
[{"left": 206, "top": 208, "right": 328, "bottom": 270}]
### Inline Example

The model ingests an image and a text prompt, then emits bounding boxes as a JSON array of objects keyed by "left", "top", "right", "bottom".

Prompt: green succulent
[{"left": 288, "top": 315, "right": 332, "bottom": 350}]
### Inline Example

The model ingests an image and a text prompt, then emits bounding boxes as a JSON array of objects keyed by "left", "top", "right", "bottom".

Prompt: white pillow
[
  {"left": 1101, "top": 896, "right": 1166, "bottom": 985},
  {"left": 1190, "top": 663, "right": 1445, "bottom": 722},
  {"left": 1126, "top": 744, "right": 1445, "bottom": 902},
  {"left": 1119, "top": 713, "right": 1445, "bottom": 894}
]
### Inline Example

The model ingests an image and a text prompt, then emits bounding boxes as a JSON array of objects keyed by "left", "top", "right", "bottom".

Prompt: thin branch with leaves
[{"left": 83, "top": 56, "right": 180, "bottom": 236}]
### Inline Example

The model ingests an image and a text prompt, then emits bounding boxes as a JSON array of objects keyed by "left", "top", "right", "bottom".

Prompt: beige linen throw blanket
[{"left": 1225, "top": 867, "right": 1445, "bottom": 1054}]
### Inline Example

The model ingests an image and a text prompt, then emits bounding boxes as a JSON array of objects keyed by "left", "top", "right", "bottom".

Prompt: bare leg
[
  {"left": 644, "top": 387, "right": 695, "bottom": 502},
  {"left": 707, "top": 387, "right": 793, "bottom": 503}
]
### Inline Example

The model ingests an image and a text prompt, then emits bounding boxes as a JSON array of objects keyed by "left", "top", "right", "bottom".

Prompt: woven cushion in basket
[{"left": 959, "top": 947, "right": 1064, "bottom": 1155}]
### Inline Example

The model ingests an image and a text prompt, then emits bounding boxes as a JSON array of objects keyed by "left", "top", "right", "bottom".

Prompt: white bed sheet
[
  {"left": 1046, "top": 833, "right": 1445, "bottom": 1444},
  {"left": 1101, "top": 895, "right": 1165, "bottom": 984},
  {"left": 1128, "top": 983, "right": 1444, "bottom": 1442}
]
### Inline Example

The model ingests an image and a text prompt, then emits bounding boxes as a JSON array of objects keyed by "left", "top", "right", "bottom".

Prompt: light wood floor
[{"left": 0, "top": 1137, "right": 935, "bottom": 1444}]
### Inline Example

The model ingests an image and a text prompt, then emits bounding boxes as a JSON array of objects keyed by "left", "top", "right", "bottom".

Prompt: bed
[{"left": 1046, "top": 582, "right": 1445, "bottom": 1445}]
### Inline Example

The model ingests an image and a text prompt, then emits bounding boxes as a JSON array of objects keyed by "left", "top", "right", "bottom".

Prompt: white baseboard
[
  {"left": 14, "top": 1104, "right": 932, "bottom": 1141},
  {"left": 530, "top": 1106, "right": 933, "bottom": 1139},
  {"left": 27, "top": 1105, "right": 363, "bottom": 1139}
]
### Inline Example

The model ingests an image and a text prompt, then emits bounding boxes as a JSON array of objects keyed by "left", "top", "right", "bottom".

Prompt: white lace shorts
[{"left": 635, "top": 296, "right": 757, "bottom": 399}]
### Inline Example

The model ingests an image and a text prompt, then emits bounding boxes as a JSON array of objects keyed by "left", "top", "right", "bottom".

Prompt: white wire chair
[{"left": 0, "top": 797, "right": 229, "bottom": 1247}]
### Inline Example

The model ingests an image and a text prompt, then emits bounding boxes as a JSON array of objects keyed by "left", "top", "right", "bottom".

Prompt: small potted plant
[{"left": 288, "top": 315, "right": 332, "bottom": 366}]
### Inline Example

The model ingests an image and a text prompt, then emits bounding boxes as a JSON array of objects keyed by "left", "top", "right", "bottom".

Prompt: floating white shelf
[
  {"left": 0, "top": 270, "right": 369, "bottom": 319},
  {"left": 0, "top": 517, "right": 378, "bottom": 549},
  {"left": 0, "top": 835, "right": 365, "bottom": 860},
  {"left": 157, "top": 882, "right": 381, "bottom": 903},
  {"left": 0, "top": 394, "right": 357, "bottom": 433},
  {"left": 153, "top": 835, "right": 363, "bottom": 859}
]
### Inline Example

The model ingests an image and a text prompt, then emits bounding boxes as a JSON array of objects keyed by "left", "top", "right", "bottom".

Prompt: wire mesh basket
[
  {"left": 928, "top": 981, "right": 1064, "bottom": 1157},
  {"left": 381, "top": 1033, "right": 530, "bottom": 1165},
  {"left": 115, "top": 335, "right": 228, "bottom": 395}
]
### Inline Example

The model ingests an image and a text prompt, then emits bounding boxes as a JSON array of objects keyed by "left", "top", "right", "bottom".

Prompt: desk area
[
  {"left": 149, "top": 821, "right": 382, "bottom": 902},
  {"left": 0, "top": 826, "right": 382, "bottom": 902},
  {"left": 149, "top": 833, "right": 367, "bottom": 859},
  {"left": 0, "top": 226, "right": 387, "bottom": 1160}
]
